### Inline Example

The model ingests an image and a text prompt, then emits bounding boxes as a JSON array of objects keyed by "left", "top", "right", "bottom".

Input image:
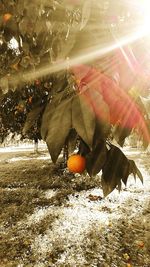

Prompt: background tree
[
  {"left": 0, "top": 0, "right": 150, "bottom": 196},
  {"left": 0, "top": 80, "right": 49, "bottom": 147}
]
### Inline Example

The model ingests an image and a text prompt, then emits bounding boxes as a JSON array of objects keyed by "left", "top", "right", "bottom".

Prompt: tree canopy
[{"left": 0, "top": 0, "right": 150, "bottom": 196}]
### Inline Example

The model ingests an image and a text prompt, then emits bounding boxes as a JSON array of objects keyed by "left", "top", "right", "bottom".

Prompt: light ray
[{"left": 6, "top": 24, "right": 150, "bottom": 88}]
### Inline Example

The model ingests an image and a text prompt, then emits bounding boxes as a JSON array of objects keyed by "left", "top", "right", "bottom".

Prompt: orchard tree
[
  {"left": 0, "top": 0, "right": 150, "bottom": 196},
  {"left": 0, "top": 79, "right": 51, "bottom": 147}
]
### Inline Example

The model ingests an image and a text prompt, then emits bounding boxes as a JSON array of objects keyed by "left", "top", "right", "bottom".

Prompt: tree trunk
[
  {"left": 34, "top": 138, "right": 38, "bottom": 153},
  {"left": 63, "top": 143, "right": 68, "bottom": 167}
]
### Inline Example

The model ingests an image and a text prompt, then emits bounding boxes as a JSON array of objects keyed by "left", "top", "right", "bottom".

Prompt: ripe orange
[
  {"left": 67, "top": 154, "right": 86, "bottom": 174},
  {"left": 137, "top": 241, "right": 144, "bottom": 248},
  {"left": 28, "top": 96, "right": 32, "bottom": 104},
  {"left": 35, "top": 79, "right": 40, "bottom": 86},
  {"left": 3, "top": 13, "right": 12, "bottom": 23}
]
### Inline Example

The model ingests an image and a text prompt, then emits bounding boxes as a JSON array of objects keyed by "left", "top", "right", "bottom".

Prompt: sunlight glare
[
  {"left": 4, "top": 0, "right": 150, "bottom": 87},
  {"left": 142, "top": 0, "right": 150, "bottom": 34}
]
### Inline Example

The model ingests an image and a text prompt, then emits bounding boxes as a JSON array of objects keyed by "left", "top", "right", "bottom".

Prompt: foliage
[
  {"left": 0, "top": 1, "right": 150, "bottom": 196},
  {"left": 0, "top": 80, "right": 50, "bottom": 142},
  {"left": 101, "top": 144, "right": 143, "bottom": 196}
]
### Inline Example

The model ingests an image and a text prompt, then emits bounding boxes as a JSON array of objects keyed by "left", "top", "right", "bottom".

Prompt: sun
[{"left": 137, "top": 0, "right": 150, "bottom": 36}]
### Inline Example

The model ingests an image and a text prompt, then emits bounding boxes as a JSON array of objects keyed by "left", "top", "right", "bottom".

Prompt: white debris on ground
[
  {"left": 0, "top": 145, "right": 149, "bottom": 266},
  {"left": 5, "top": 155, "right": 50, "bottom": 163},
  {"left": 0, "top": 142, "right": 47, "bottom": 153},
  {"left": 28, "top": 164, "right": 150, "bottom": 266},
  {"left": 26, "top": 207, "right": 57, "bottom": 226},
  {"left": 44, "top": 189, "right": 58, "bottom": 199}
]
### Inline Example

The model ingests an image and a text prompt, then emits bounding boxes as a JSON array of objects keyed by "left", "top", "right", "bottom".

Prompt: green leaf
[
  {"left": 93, "top": 120, "right": 111, "bottom": 147},
  {"left": 78, "top": 139, "right": 90, "bottom": 157},
  {"left": 129, "top": 160, "right": 143, "bottom": 184},
  {"left": 101, "top": 174, "right": 122, "bottom": 197},
  {"left": 101, "top": 144, "right": 144, "bottom": 196},
  {"left": 46, "top": 97, "right": 72, "bottom": 163},
  {"left": 86, "top": 141, "right": 107, "bottom": 176},
  {"left": 101, "top": 145, "right": 130, "bottom": 196},
  {"left": 82, "top": 88, "right": 111, "bottom": 145},
  {"left": 67, "top": 129, "right": 78, "bottom": 154},
  {"left": 23, "top": 106, "right": 44, "bottom": 135},
  {"left": 41, "top": 91, "right": 66, "bottom": 140},
  {"left": 72, "top": 95, "right": 95, "bottom": 148},
  {"left": 112, "top": 124, "right": 132, "bottom": 147}
]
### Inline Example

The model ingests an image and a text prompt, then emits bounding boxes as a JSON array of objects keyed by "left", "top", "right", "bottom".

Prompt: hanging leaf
[
  {"left": 46, "top": 97, "right": 72, "bottom": 163},
  {"left": 78, "top": 138, "right": 90, "bottom": 156},
  {"left": 41, "top": 90, "right": 66, "bottom": 140},
  {"left": 93, "top": 120, "right": 111, "bottom": 147},
  {"left": 67, "top": 129, "right": 78, "bottom": 153},
  {"left": 112, "top": 124, "right": 132, "bottom": 147},
  {"left": 23, "top": 106, "right": 44, "bottom": 135},
  {"left": 72, "top": 64, "right": 150, "bottom": 147},
  {"left": 72, "top": 94, "right": 95, "bottom": 148},
  {"left": 101, "top": 145, "right": 144, "bottom": 196},
  {"left": 128, "top": 160, "right": 143, "bottom": 184},
  {"left": 101, "top": 145, "right": 130, "bottom": 196},
  {"left": 80, "top": 0, "right": 91, "bottom": 30},
  {"left": 101, "top": 78, "right": 150, "bottom": 146},
  {"left": 79, "top": 84, "right": 110, "bottom": 132},
  {"left": 86, "top": 141, "right": 107, "bottom": 176}
]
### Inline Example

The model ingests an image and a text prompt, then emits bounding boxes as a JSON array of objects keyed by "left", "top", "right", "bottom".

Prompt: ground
[{"left": 0, "top": 144, "right": 150, "bottom": 267}]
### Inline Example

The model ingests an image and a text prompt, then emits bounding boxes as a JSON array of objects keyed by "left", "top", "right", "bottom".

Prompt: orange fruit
[
  {"left": 11, "top": 61, "right": 19, "bottom": 71},
  {"left": 3, "top": 13, "right": 12, "bottom": 23},
  {"left": 137, "top": 241, "right": 144, "bottom": 248},
  {"left": 35, "top": 80, "right": 40, "bottom": 86},
  {"left": 67, "top": 154, "right": 86, "bottom": 174},
  {"left": 28, "top": 96, "right": 32, "bottom": 104}
]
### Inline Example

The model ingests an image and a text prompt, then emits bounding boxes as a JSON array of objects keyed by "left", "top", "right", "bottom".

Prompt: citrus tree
[
  {"left": 0, "top": 80, "right": 49, "bottom": 144},
  {"left": 0, "top": 0, "right": 150, "bottom": 196}
]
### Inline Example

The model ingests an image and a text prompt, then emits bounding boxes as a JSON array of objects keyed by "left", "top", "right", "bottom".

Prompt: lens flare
[
  {"left": 140, "top": 0, "right": 150, "bottom": 35},
  {"left": 72, "top": 64, "right": 150, "bottom": 145},
  {"left": 3, "top": 0, "right": 150, "bottom": 89}
]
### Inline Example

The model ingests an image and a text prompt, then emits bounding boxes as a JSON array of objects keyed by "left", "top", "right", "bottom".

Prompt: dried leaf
[
  {"left": 88, "top": 194, "right": 102, "bottom": 201},
  {"left": 72, "top": 95, "right": 95, "bottom": 148},
  {"left": 137, "top": 241, "right": 144, "bottom": 248}
]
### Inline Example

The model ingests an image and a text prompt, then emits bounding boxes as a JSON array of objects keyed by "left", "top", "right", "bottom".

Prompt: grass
[
  {"left": 0, "top": 148, "right": 149, "bottom": 266},
  {"left": 0, "top": 151, "right": 101, "bottom": 266}
]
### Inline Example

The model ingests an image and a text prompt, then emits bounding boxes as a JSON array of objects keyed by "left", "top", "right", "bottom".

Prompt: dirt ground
[{"left": 0, "top": 145, "right": 150, "bottom": 267}]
